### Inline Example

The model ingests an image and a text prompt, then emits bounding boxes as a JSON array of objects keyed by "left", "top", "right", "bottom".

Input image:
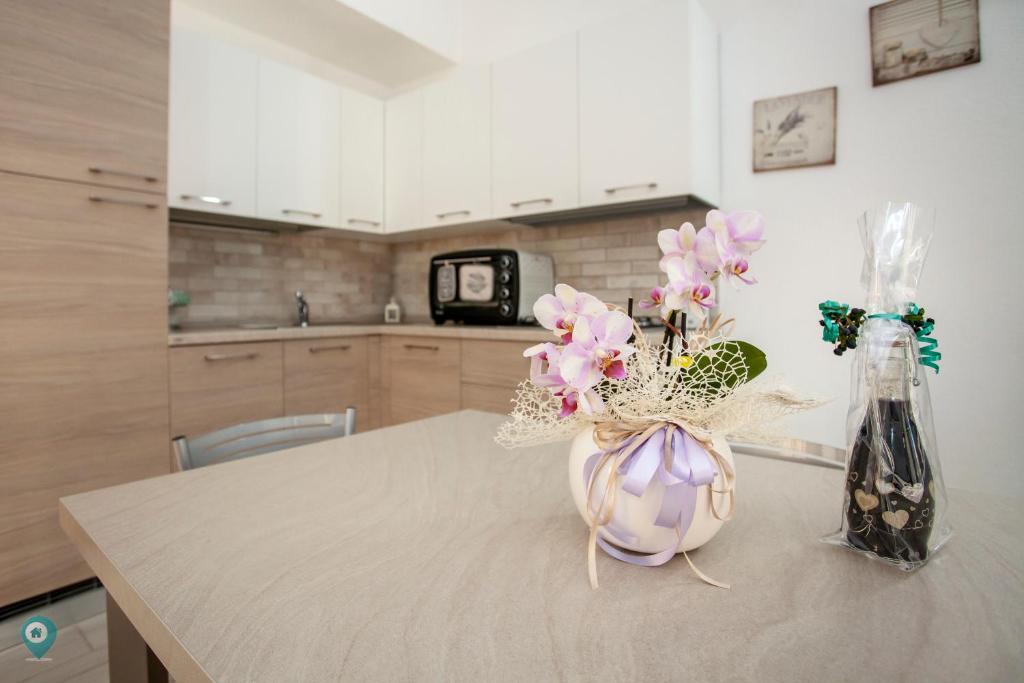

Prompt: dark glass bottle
[{"left": 845, "top": 342, "right": 935, "bottom": 567}]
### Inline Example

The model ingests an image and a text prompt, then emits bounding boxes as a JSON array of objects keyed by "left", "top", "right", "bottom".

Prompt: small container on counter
[{"left": 384, "top": 297, "right": 401, "bottom": 324}]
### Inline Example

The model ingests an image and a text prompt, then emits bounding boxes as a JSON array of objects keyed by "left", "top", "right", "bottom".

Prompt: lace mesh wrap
[{"left": 496, "top": 322, "right": 819, "bottom": 448}]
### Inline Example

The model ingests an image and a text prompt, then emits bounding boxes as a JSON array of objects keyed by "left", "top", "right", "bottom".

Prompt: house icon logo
[{"left": 21, "top": 615, "right": 57, "bottom": 660}]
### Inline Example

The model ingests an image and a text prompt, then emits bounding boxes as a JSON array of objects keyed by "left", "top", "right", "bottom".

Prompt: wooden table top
[{"left": 60, "top": 411, "right": 1023, "bottom": 682}]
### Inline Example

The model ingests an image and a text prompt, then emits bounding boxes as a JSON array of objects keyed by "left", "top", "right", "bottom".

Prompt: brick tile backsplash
[
  {"left": 169, "top": 206, "right": 707, "bottom": 326},
  {"left": 168, "top": 223, "right": 392, "bottom": 326}
]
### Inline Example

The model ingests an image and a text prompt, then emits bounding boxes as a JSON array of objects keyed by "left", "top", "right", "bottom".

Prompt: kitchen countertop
[
  {"left": 59, "top": 410, "right": 1023, "bottom": 681},
  {"left": 168, "top": 323, "right": 665, "bottom": 347},
  {"left": 168, "top": 323, "right": 563, "bottom": 346}
]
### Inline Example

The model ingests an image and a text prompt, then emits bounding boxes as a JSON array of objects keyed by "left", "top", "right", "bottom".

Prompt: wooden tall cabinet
[
  {"left": 0, "top": 0, "right": 169, "bottom": 192},
  {"left": 0, "top": 0, "right": 170, "bottom": 608}
]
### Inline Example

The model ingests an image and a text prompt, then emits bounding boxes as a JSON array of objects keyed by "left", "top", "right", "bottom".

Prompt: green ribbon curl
[
  {"left": 868, "top": 302, "right": 941, "bottom": 374},
  {"left": 817, "top": 300, "right": 849, "bottom": 343}
]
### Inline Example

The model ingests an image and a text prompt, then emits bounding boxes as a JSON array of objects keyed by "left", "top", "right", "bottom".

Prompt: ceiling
[{"left": 176, "top": 0, "right": 455, "bottom": 87}]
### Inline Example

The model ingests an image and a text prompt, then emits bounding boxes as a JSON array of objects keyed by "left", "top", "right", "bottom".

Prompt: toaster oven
[{"left": 429, "top": 249, "right": 554, "bottom": 325}]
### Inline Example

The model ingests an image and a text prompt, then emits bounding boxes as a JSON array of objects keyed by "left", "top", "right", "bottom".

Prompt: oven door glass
[
  {"left": 458, "top": 264, "right": 495, "bottom": 302},
  {"left": 436, "top": 263, "right": 457, "bottom": 303}
]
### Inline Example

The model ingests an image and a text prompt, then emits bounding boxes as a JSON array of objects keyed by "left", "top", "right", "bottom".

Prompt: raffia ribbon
[{"left": 584, "top": 419, "right": 736, "bottom": 590}]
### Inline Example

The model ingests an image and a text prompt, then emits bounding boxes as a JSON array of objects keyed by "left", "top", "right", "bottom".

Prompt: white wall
[{"left": 712, "top": 0, "right": 1024, "bottom": 497}]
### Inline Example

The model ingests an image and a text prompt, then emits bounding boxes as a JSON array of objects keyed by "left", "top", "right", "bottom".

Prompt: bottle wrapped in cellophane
[{"left": 821, "top": 202, "right": 951, "bottom": 570}]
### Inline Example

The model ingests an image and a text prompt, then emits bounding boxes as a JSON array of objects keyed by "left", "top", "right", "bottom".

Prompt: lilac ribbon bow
[{"left": 584, "top": 425, "right": 719, "bottom": 567}]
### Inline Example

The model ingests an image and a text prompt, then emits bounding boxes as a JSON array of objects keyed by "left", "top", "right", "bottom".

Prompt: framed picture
[
  {"left": 752, "top": 86, "right": 837, "bottom": 173},
  {"left": 869, "top": 0, "right": 981, "bottom": 87}
]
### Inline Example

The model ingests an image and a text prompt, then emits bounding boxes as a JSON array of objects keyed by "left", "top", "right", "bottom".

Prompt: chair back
[{"left": 173, "top": 408, "right": 356, "bottom": 471}]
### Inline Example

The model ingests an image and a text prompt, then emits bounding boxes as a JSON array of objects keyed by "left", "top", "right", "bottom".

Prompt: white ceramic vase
[{"left": 568, "top": 425, "right": 735, "bottom": 554}]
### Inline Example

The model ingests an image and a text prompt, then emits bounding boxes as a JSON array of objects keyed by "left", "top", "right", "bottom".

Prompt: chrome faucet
[{"left": 295, "top": 291, "right": 309, "bottom": 327}]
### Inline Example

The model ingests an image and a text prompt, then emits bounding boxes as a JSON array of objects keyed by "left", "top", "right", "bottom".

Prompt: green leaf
[
  {"left": 734, "top": 340, "right": 767, "bottom": 383},
  {"left": 684, "top": 340, "right": 767, "bottom": 398}
]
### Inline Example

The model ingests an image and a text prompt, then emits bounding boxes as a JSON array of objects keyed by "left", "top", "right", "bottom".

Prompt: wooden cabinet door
[
  {"left": 384, "top": 89, "right": 423, "bottom": 233},
  {"left": 460, "top": 340, "right": 531, "bottom": 415},
  {"left": 284, "top": 337, "right": 375, "bottom": 428},
  {"left": 0, "top": 0, "right": 169, "bottom": 192},
  {"left": 579, "top": 0, "right": 716, "bottom": 207},
  {"left": 256, "top": 59, "right": 339, "bottom": 227},
  {"left": 422, "top": 65, "right": 492, "bottom": 228},
  {"left": 168, "top": 26, "right": 258, "bottom": 216},
  {"left": 0, "top": 172, "right": 170, "bottom": 607},
  {"left": 170, "top": 342, "right": 284, "bottom": 438},
  {"left": 382, "top": 337, "right": 461, "bottom": 425},
  {"left": 492, "top": 34, "right": 579, "bottom": 217},
  {"left": 339, "top": 88, "right": 384, "bottom": 233}
]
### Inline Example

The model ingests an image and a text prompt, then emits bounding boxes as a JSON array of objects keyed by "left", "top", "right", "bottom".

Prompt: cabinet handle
[
  {"left": 204, "top": 351, "right": 260, "bottom": 362},
  {"left": 436, "top": 209, "right": 470, "bottom": 219},
  {"left": 347, "top": 218, "right": 381, "bottom": 227},
  {"left": 282, "top": 209, "right": 322, "bottom": 219},
  {"left": 88, "top": 195, "right": 159, "bottom": 209},
  {"left": 180, "top": 194, "right": 232, "bottom": 207},
  {"left": 88, "top": 166, "right": 159, "bottom": 183},
  {"left": 509, "top": 197, "right": 553, "bottom": 209},
  {"left": 403, "top": 344, "right": 440, "bottom": 351},
  {"left": 605, "top": 182, "right": 658, "bottom": 195},
  {"left": 309, "top": 344, "right": 351, "bottom": 353}
]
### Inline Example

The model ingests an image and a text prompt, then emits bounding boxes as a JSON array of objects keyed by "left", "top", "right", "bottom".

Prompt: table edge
[{"left": 59, "top": 498, "right": 215, "bottom": 683}]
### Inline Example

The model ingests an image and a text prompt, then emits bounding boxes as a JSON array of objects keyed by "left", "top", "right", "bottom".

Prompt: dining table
[{"left": 59, "top": 410, "right": 1023, "bottom": 682}]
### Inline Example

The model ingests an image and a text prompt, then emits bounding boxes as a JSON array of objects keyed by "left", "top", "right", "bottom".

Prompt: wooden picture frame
[
  {"left": 869, "top": 0, "right": 981, "bottom": 87},
  {"left": 752, "top": 86, "right": 837, "bottom": 173}
]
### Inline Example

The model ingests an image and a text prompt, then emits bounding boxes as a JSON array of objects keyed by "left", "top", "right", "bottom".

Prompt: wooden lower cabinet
[
  {"left": 166, "top": 336, "right": 535, "bottom": 439},
  {"left": 460, "top": 340, "right": 531, "bottom": 414},
  {"left": 0, "top": 173, "right": 170, "bottom": 607},
  {"left": 169, "top": 342, "right": 283, "bottom": 438},
  {"left": 284, "top": 337, "right": 377, "bottom": 430},
  {"left": 381, "top": 336, "right": 461, "bottom": 425}
]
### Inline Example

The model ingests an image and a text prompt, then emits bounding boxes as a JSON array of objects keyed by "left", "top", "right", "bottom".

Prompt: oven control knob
[
  {"left": 499, "top": 287, "right": 511, "bottom": 299},
  {"left": 499, "top": 302, "right": 514, "bottom": 318},
  {"left": 498, "top": 255, "right": 513, "bottom": 269},
  {"left": 498, "top": 270, "right": 511, "bottom": 284}
]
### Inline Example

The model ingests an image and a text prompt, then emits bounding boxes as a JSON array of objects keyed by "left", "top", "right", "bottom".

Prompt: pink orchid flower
[
  {"left": 533, "top": 283, "right": 607, "bottom": 343},
  {"left": 657, "top": 221, "right": 719, "bottom": 272},
  {"left": 638, "top": 286, "right": 669, "bottom": 317},
  {"left": 717, "top": 243, "right": 758, "bottom": 286},
  {"left": 522, "top": 341, "right": 563, "bottom": 385},
  {"left": 522, "top": 342, "right": 603, "bottom": 417},
  {"left": 663, "top": 253, "right": 716, "bottom": 319},
  {"left": 559, "top": 311, "right": 635, "bottom": 396},
  {"left": 706, "top": 209, "right": 766, "bottom": 257}
]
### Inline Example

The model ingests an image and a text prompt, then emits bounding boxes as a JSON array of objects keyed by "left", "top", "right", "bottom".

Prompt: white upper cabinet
[
  {"left": 421, "top": 66, "right": 492, "bottom": 227},
  {"left": 256, "top": 59, "right": 339, "bottom": 228},
  {"left": 579, "top": 0, "right": 719, "bottom": 207},
  {"left": 168, "top": 28, "right": 258, "bottom": 216},
  {"left": 491, "top": 34, "right": 579, "bottom": 217},
  {"left": 384, "top": 89, "right": 423, "bottom": 233},
  {"left": 339, "top": 88, "right": 384, "bottom": 233}
]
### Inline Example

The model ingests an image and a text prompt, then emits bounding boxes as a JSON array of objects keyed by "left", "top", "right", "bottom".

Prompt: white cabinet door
[
  {"left": 491, "top": 34, "right": 578, "bottom": 217},
  {"left": 340, "top": 87, "right": 384, "bottom": 233},
  {"left": 422, "top": 66, "right": 491, "bottom": 227},
  {"left": 579, "top": 0, "right": 719, "bottom": 207},
  {"left": 256, "top": 59, "right": 339, "bottom": 228},
  {"left": 168, "top": 27, "right": 258, "bottom": 216},
  {"left": 384, "top": 89, "right": 422, "bottom": 233}
]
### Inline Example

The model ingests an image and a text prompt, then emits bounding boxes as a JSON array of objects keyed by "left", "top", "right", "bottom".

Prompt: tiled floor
[{"left": 0, "top": 588, "right": 108, "bottom": 683}]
